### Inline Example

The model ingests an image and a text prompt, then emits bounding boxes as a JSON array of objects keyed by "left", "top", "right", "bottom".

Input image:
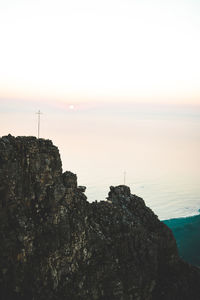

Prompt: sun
[{"left": 69, "top": 105, "right": 75, "bottom": 110}]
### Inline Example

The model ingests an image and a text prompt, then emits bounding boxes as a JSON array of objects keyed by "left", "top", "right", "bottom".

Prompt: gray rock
[
  {"left": 0, "top": 135, "right": 200, "bottom": 300},
  {"left": 77, "top": 186, "right": 86, "bottom": 192}
]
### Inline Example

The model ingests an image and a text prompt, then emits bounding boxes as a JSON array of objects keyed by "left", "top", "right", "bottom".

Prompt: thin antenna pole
[
  {"left": 123, "top": 171, "right": 126, "bottom": 185},
  {"left": 36, "top": 110, "right": 42, "bottom": 139}
]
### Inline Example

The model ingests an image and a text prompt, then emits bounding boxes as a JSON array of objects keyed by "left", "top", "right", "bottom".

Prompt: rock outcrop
[{"left": 0, "top": 135, "right": 200, "bottom": 300}]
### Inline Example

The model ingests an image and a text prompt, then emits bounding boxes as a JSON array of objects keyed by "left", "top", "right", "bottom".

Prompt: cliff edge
[{"left": 0, "top": 135, "right": 200, "bottom": 300}]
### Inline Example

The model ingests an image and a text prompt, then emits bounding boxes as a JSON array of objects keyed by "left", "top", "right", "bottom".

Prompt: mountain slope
[{"left": 0, "top": 135, "right": 200, "bottom": 300}]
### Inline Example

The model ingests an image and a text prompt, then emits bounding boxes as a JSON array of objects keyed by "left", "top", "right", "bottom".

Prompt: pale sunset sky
[
  {"left": 0, "top": 0, "right": 200, "bottom": 106},
  {"left": 1, "top": 0, "right": 200, "bottom": 143}
]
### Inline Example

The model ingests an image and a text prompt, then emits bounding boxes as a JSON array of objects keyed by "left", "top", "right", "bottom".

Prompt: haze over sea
[
  {"left": 1, "top": 100, "right": 200, "bottom": 220},
  {"left": 60, "top": 102, "right": 200, "bottom": 221}
]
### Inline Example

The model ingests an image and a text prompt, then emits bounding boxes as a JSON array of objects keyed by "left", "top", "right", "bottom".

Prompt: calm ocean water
[
  {"left": 52, "top": 103, "right": 200, "bottom": 220},
  {"left": 2, "top": 100, "right": 199, "bottom": 220}
]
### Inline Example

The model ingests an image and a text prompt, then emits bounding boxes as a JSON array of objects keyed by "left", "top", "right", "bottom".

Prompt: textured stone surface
[{"left": 0, "top": 135, "right": 200, "bottom": 300}]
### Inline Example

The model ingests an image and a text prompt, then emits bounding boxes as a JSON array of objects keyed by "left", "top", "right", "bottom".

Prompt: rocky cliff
[{"left": 0, "top": 135, "right": 200, "bottom": 300}]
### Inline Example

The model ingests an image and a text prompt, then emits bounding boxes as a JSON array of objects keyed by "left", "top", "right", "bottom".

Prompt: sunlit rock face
[{"left": 0, "top": 135, "right": 200, "bottom": 300}]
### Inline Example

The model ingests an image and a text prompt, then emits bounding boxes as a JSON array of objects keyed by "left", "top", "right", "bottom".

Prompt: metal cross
[{"left": 36, "top": 110, "right": 43, "bottom": 139}]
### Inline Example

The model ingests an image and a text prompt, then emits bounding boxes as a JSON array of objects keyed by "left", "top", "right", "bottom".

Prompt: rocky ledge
[{"left": 0, "top": 135, "right": 200, "bottom": 300}]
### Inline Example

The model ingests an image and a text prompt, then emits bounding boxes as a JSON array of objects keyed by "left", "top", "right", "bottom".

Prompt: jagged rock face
[{"left": 0, "top": 135, "right": 200, "bottom": 300}]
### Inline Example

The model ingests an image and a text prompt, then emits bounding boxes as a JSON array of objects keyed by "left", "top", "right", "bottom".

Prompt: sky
[
  {"left": 0, "top": 0, "right": 200, "bottom": 106},
  {"left": 0, "top": 0, "right": 200, "bottom": 218}
]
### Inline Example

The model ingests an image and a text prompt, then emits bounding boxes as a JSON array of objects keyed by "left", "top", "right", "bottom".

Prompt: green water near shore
[{"left": 164, "top": 214, "right": 200, "bottom": 267}]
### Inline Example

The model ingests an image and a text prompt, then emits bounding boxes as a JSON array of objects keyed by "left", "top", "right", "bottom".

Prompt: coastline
[{"left": 164, "top": 213, "right": 200, "bottom": 267}]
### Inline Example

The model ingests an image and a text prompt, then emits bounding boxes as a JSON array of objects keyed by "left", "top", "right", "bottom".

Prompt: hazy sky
[
  {"left": 0, "top": 0, "right": 200, "bottom": 105},
  {"left": 0, "top": 1, "right": 200, "bottom": 218}
]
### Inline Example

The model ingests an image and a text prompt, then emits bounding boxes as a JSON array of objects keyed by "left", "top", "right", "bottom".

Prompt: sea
[{"left": 53, "top": 102, "right": 200, "bottom": 220}]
